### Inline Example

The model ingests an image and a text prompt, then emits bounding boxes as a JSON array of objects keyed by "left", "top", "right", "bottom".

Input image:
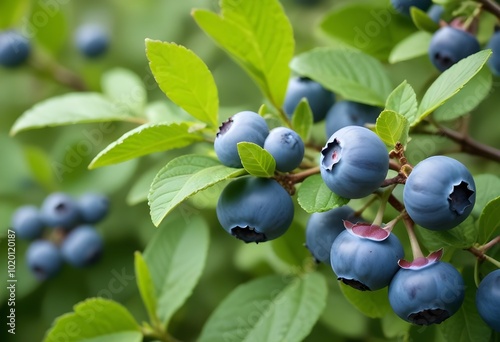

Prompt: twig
[{"left": 477, "top": 0, "right": 500, "bottom": 20}]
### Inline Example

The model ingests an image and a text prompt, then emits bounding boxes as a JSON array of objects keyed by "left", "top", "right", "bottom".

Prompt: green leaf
[
  {"left": 381, "top": 311, "right": 411, "bottom": 340},
  {"left": 144, "top": 214, "right": 209, "bottom": 327},
  {"left": 44, "top": 298, "right": 141, "bottom": 342},
  {"left": 478, "top": 196, "right": 500, "bottom": 245},
  {"left": 101, "top": 68, "right": 147, "bottom": 116},
  {"left": 417, "top": 216, "right": 477, "bottom": 250},
  {"left": 291, "top": 99, "right": 313, "bottom": 142},
  {"left": 23, "top": 145, "right": 57, "bottom": 191},
  {"left": 89, "top": 122, "right": 204, "bottom": 169},
  {"left": 297, "top": 174, "right": 349, "bottom": 214},
  {"left": 439, "top": 268, "right": 492, "bottom": 342},
  {"left": 416, "top": 50, "right": 492, "bottom": 125},
  {"left": 148, "top": 155, "right": 246, "bottom": 226},
  {"left": 30, "top": 1, "right": 67, "bottom": 54},
  {"left": 199, "top": 272, "right": 327, "bottom": 342},
  {"left": 237, "top": 142, "right": 276, "bottom": 177},
  {"left": 0, "top": 0, "right": 29, "bottom": 29},
  {"left": 290, "top": 48, "right": 393, "bottom": 107},
  {"left": 339, "top": 284, "right": 391, "bottom": 319},
  {"left": 10, "top": 93, "right": 140, "bottom": 135},
  {"left": 270, "top": 221, "right": 310, "bottom": 267},
  {"left": 134, "top": 252, "right": 158, "bottom": 325},
  {"left": 472, "top": 174, "right": 500, "bottom": 218},
  {"left": 433, "top": 66, "right": 492, "bottom": 122},
  {"left": 320, "top": 2, "right": 416, "bottom": 61},
  {"left": 146, "top": 40, "right": 219, "bottom": 127},
  {"left": 410, "top": 7, "right": 440, "bottom": 33},
  {"left": 389, "top": 31, "right": 432, "bottom": 64},
  {"left": 385, "top": 81, "right": 418, "bottom": 124},
  {"left": 192, "top": 0, "right": 294, "bottom": 108},
  {"left": 375, "top": 110, "right": 410, "bottom": 146}
]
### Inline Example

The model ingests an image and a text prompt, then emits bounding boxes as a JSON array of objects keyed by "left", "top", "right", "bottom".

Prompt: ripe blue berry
[
  {"left": 284, "top": 77, "right": 335, "bottom": 123},
  {"left": 475, "top": 269, "right": 500, "bottom": 332},
  {"left": 428, "top": 26, "right": 480, "bottom": 72},
  {"left": 40, "top": 192, "right": 81, "bottom": 229},
  {"left": 74, "top": 24, "right": 110, "bottom": 58},
  {"left": 61, "top": 225, "right": 103, "bottom": 267},
  {"left": 306, "top": 206, "right": 362, "bottom": 264},
  {"left": 403, "top": 156, "right": 475, "bottom": 231},
  {"left": 390, "top": 0, "right": 433, "bottom": 16},
  {"left": 330, "top": 223, "right": 404, "bottom": 291},
  {"left": 487, "top": 31, "right": 500, "bottom": 76},
  {"left": 26, "top": 240, "right": 62, "bottom": 281},
  {"left": 325, "top": 100, "right": 381, "bottom": 138},
  {"left": 427, "top": 4, "right": 444, "bottom": 23},
  {"left": 216, "top": 177, "right": 294, "bottom": 243},
  {"left": 0, "top": 30, "right": 31, "bottom": 68},
  {"left": 214, "top": 111, "right": 269, "bottom": 168},
  {"left": 320, "top": 126, "right": 389, "bottom": 199},
  {"left": 264, "top": 127, "right": 304, "bottom": 172},
  {"left": 77, "top": 192, "right": 110, "bottom": 224},
  {"left": 11, "top": 205, "right": 44, "bottom": 240},
  {"left": 389, "top": 253, "right": 465, "bottom": 325}
]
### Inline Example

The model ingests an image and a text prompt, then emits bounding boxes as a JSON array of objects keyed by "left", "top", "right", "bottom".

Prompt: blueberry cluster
[
  {"left": 214, "top": 111, "right": 303, "bottom": 243},
  {"left": 305, "top": 122, "right": 476, "bottom": 325},
  {"left": 11, "top": 192, "right": 109, "bottom": 281}
]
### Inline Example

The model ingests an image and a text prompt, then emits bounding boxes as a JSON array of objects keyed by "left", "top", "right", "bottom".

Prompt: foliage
[{"left": 2, "top": 0, "right": 500, "bottom": 341}]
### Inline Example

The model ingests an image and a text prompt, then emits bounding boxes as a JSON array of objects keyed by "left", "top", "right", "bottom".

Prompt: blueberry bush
[{"left": 2, "top": 0, "right": 500, "bottom": 341}]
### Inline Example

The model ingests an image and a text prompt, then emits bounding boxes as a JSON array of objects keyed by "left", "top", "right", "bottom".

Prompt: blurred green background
[{"left": 1, "top": 0, "right": 499, "bottom": 341}]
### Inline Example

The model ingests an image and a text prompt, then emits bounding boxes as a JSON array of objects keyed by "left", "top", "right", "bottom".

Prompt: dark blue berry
[
  {"left": 264, "top": 127, "right": 304, "bottom": 172},
  {"left": 11, "top": 205, "right": 44, "bottom": 240},
  {"left": 26, "top": 240, "right": 62, "bottom": 281},
  {"left": 61, "top": 225, "right": 103, "bottom": 267},
  {"left": 0, "top": 30, "right": 30, "bottom": 68}
]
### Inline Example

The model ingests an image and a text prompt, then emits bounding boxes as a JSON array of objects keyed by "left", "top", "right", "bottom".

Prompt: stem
[
  {"left": 484, "top": 254, "right": 500, "bottom": 268},
  {"left": 403, "top": 212, "right": 425, "bottom": 259},
  {"left": 354, "top": 194, "right": 378, "bottom": 217},
  {"left": 434, "top": 122, "right": 500, "bottom": 163},
  {"left": 481, "top": 235, "right": 500, "bottom": 252},
  {"left": 286, "top": 165, "right": 321, "bottom": 184},
  {"left": 477, "top": 0, "right": 500, "bottom": 20},
  {"left": 380, "top": 174, "right": 406, "bottom": 187},
  {"left": 28, "top": 52, "right": 87, "bottom": 91},
  {"left": 373, "top": 185, "right": 396, "bottom": 226}
]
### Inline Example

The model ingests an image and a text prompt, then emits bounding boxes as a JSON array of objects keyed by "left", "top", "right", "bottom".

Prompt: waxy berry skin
[
  {"left": 214, "top": 111, "right": 269, "bottom": 168},
  {"left": 26, "top": 240, "right": 63, "bottom": 281},
  {"left": 216, "top": 177, "right": 294, "bottom": 243},
  {"left": 320, "top": 126, "right": 389, "bottom": 199},
  {"left": 284, "top": 77, "right": 335, "bottom": 122},
  {"left": 264, "top": 127, "right": 304, "bottom": 172},
  {"left": 403, "top": 156, "right": 476, "bottom": 231},
  {"left": 389, "top": 257, "right": 465, "bottom": 325},
  {"left": 428, "top": 26, "right": 480, "bottom": 72},
  {"left": 475, "top": 269, "right": 500, "bottom": 332}
]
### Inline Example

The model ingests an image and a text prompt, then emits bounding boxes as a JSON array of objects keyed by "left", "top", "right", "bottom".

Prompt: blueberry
[
  {"left": 305, "top": 206, "right": 362, "bottom": 264},
  {"left": 214, "top": 111, "right": 269, "bottom": 168},
  {"left": 77, "top": 192, "right": 110, "bottom": 224},
  {"left": 427, "top": 4, "right": 444, "bottom": 23},
  {"left": 284, "top": 77, "right": 335, "bottom": 123},
  {"left": 40, "top": 192, "right": 81, "bottom": 229},
  {"left": 428, "top": 26, "right": 480, "bottom": 72},
  {"left": 330, "top": 222, "right": 404, "bottom": 291},
  {"left": 325, "top": 100, "right": 381, "bottom": 138},
  {"left": 74, "top": 24, "right": 110, "bottom": 58},
  {"left": 11, "top": 205, "right": 44, "bottom": 240},
  {"left": 263, "top": 127, "right": 304, "bottom": 172},
  {"left": 390, "top": 0, "right": 433, "bottom": 16},
  {"left": 26, "top": 240, "right": 62, "bottom": 281},
  {"left": 216, "top": 177, "right": 294, "bottom": 243},
  {"left": 403, "top": 156, "right": 475, "bottom": 231},
  {"left": 475, "top": 269, "right": 500, "bottom": 332},
  {"left": 0, "top": 30, "right": 31, "bottom": 68},
  {"left": 487, "top": 31, "right": 500, "bottom": 76},
  {"left": 61, "top": 225, "right": 103, "bottom": 267},
  {"left": 320, "top": 126, "right": 389, "bottom": 199},
  {"left": 389, "top": 258, "right": 465, "bottom": 325}
]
